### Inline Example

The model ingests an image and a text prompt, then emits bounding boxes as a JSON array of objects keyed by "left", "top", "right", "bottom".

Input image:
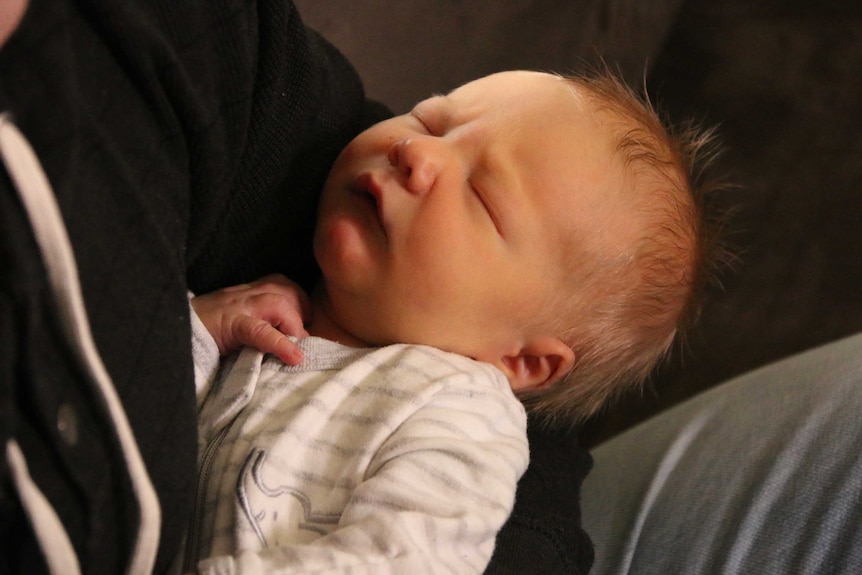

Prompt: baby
[{"left": 185, "top": 69, "right": 717, "bottom": 574}]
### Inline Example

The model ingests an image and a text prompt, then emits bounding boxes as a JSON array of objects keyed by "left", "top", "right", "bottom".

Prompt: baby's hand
[{"left": 191, "top": 274, "right": 311, "bottom": 365}]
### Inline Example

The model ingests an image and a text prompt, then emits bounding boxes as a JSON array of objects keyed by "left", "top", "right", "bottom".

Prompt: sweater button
[{"left": 57, "top": 402, "right": 79, "bottom": 446}]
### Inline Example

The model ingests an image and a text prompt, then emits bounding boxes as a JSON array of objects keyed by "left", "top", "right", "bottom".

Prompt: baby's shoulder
[{"left": 375, "top": 343, "right": 504, "bottom": 382}]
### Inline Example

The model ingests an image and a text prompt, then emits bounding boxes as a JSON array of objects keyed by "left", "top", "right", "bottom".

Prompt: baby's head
[{"left": 314, "top": 69, "right": 719, "bottom": 423}]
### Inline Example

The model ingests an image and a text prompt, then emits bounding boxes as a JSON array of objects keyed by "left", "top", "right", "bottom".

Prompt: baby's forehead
[{"left": 428, "top": 71, "right": 586, "bottom": 118}]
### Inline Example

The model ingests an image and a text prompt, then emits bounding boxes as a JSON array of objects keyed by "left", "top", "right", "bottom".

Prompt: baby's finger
[
  {"left": 273, "top": 307, "right": 310, "bottom": 340},
  {"left": 249, "top": 275, "right": 313, "bottom": 320},
  {"left": 268, "top": 336, "right": 305, "bottom": 366},
  {"left": 252, "top": 293, "right": 310, "bottom": 338},
  {"left": 232, "top": 315, "right": 304, "bottom": 365}
]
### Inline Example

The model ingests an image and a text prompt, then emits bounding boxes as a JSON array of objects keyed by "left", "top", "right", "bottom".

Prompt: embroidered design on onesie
[{"left": 237, "top": 448, "right": 341, "bottom": 546}]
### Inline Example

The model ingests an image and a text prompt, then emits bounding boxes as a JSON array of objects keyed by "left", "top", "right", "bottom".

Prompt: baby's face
[{"left": 314, "top": 71, "right": 636, "bottom": 362}]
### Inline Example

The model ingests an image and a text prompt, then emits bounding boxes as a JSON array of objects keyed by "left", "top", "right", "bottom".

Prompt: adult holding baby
[{"left": 2, "top": 1, "right": 860, "bottom": 574}]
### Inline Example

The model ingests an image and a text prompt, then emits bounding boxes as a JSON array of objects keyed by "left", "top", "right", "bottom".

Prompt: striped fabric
[{"left": 190, "top": 330, "right": 528, "bottom": 574}]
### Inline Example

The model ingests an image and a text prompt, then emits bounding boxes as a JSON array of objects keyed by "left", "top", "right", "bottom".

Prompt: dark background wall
[{"left": 296, "top": 0, "right": 684, "bottom": 112}]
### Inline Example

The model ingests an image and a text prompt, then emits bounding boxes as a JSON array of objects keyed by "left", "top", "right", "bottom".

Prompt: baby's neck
[{"left": 305, "top": 285, "right": 371, "bottom": 349}]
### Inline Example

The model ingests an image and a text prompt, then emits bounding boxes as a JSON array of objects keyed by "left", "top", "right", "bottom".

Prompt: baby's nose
[{"left": 387, "top": 138, "right": 438, "bottom": 195}]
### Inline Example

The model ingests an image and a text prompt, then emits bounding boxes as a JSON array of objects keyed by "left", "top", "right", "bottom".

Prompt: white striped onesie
[{"left": 187, "top": 313, "right": 528, "bottom": 574}]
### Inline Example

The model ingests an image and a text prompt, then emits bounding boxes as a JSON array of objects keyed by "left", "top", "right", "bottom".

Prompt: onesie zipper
[{"left": 183, "top": 419, "right": 235, "bottom": 572}]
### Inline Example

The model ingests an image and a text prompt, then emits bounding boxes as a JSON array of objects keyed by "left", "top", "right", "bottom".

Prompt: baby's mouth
[
  {"left": 352, "top": 173, "right": 377, "bottom": 208},
  {"left": 352, "top": 173, "right": 386, "bottom": 233}
]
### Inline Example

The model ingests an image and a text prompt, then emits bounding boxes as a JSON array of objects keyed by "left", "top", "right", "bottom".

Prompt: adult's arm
[
  {"left": 486, "top": 421, "right": 595, "bottom": 574},
  {"left": 0, "top": 1, "right": 373, "bottom": 572}
]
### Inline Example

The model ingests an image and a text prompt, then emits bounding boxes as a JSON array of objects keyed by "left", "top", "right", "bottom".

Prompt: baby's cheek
[{"left": 321, "top": 215, "right": 362, "bottom": 261}]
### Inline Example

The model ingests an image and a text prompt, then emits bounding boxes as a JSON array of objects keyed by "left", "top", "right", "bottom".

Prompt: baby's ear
[{"left": 498, "top": 336, "right": 575, "bottom": 393}]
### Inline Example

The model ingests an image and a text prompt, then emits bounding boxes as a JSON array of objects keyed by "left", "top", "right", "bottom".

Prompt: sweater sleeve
[{"left": 196, "top": 372, "right": 529, "bottom": 575}]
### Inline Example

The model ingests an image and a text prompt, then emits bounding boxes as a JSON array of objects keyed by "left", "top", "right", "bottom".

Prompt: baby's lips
[{"left": 352, "top": 171, "right": 388, "bottom": 233}]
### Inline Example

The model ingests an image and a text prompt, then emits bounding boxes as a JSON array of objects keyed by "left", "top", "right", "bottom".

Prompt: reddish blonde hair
[{"left": 520, "top": 67, "right": 731, "bottom": 424}]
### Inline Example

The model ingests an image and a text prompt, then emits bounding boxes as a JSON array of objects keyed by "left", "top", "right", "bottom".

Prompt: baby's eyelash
[
  {"left": 470, "top": 183, "right": 504, "bottom": 237},
  {"left": 410, "top": 111, "right": 433, "bottom": 134}
]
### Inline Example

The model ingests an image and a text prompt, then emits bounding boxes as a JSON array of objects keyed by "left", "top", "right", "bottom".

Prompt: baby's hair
[{"left": 520, "top": 66, "right": 732, "bottom": 425}]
